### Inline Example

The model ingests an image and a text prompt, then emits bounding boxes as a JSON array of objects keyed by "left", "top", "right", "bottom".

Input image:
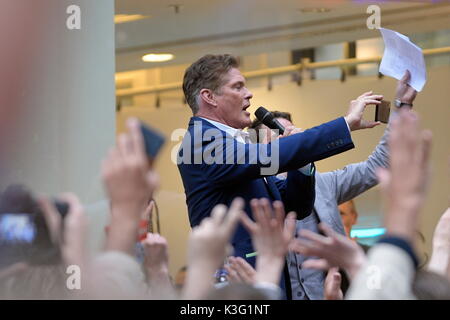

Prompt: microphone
[{"left": 254, "top": 106, "right": 285, "bottom": 135}]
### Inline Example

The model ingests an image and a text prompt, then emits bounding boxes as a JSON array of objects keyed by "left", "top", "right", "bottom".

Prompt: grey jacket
[{"left": 288, "top": 113, "right": 392, "bottom": 300}]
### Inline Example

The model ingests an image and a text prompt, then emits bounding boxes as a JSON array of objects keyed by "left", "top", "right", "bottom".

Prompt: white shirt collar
[{"left": 199, "top": 117, "right": 250, "bottom": 144}]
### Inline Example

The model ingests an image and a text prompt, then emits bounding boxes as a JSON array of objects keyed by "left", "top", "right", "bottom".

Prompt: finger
[
  {"left": 260, "top": 198, "right": 273, "bottom": 228},
  {"left": 302, "top": 259, "right": 331, "bottom": 271},
  {"left": 233, "top": 259, "right": 255, "bottom": 284},
  {"left": 357, "top": 91, "right": 373, "bottom": 99},
  {"left": 364, "top": 95, "right": 384, "bottom": 101},
  {"left": 210, "top": 204, "right": 227, "bottom": 225},
  {"left": 405, "top": 88, "right": 417, "bottom": 102},
  {"left": 289, "top": 239, "right": 318, "bottom": 256},
  {"left": 235, "top": 257, "right": 256, "bottom": 279},
  {"left": 250, "top": 199, "right": 267, "bottom": 229},
  {"left": 240, "top": 212, "right": 258, "bottom": 234},
  {"left": 282, "top": 126, "right": 295, "bottom": 137},
  {"left": 284, "top": 212, "right": 297, "bottom": 240},
  {"left": 225, "top": 264, "right": 243, "bottom": 284},
  {"left": 58, "top": 192, "right": 84, "bottom": 217},
  {"left": 362, "top": 99, "right": 382, "bottom": 105},
  {"left": 104, "top": 148, "right": 122, "bottom": 172},
  {"left": 117, "top": 133, "right": 133, "bottom": 157},
  {"left": 329, "top": 272, "right": 342, "bottom": 292},
  {"left": 298, "top": 229, "right": 330, "bottom": 245},
  {"left": 318, "top": 222, "right": 336, "bottom": 238},
  {"left": 419, "top": 130, "right": 433, "bottom": 170},
  {"left": 376, "top": 167, "right": 391, "bottom": 194},
  {"left": 273, "top": 201, "right": 286, "bottom": 226},
  {"left": 37, "top": 196, "right": 63, "bottom": 245},
  {"left": 328, "top": 266, "right": 340, "bottom": 274},
  {"left": 146, "top": 171, "right": 160, "bottom": 197},
  {"left": 401, "top": 70, "right": 411, "bottom": 83},
  {"left": 127, "top": 118, "right": 146, "bottom": 161},
  {"left": 223, "top": 198, "right": 245, "bottom": 237},
  {"left": 361, "top": 120, "right": 381, "bottom": 129}
]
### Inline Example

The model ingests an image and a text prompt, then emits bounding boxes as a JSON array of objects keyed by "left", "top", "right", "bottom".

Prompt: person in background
[{"left": 338, "top": 200, "right": 358, "bottom": 239}]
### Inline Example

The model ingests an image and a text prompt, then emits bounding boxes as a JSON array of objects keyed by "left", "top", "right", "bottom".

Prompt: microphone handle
[{"left": 270, "top": 118, "right": 285, "bottom": 135}]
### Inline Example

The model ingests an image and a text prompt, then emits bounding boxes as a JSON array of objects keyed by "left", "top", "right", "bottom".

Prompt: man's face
[
  {"left": 214, "top": 68, "right": 253, "bottom": 129},
  {"left": 339, "top": 201, "right": 358, "bottom": 237}
]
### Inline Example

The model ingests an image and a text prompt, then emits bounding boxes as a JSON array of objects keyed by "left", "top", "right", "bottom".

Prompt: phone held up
[
  {"left": 140, "top": 121, "right": 166, "bottom": 163},
  {"left": 375, "top": 100, "right": 391, "bottom": 124}
]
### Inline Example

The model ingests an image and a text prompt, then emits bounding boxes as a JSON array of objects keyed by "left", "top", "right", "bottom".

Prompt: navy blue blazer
[{"left": 177, "top": 116, "right": 354, "bottom": 262}]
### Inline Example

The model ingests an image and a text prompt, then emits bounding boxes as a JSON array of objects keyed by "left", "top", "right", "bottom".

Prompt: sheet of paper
[{"left": 379, "top": 28, "right": 427, "bottom": 92}]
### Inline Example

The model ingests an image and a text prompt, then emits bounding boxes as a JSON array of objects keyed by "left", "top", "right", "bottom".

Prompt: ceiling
[{"left": 115, "top": 0, "right": 450, "bottom": 72}]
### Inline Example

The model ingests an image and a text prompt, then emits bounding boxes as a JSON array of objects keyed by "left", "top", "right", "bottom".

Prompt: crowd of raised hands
[{"left": 1, "top": 107, "right": 450, "bottom": 300}]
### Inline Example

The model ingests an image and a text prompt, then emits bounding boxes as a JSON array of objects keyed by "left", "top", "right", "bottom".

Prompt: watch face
[{"left": 394, "top": 99, "right": 402, "bottom": 107}]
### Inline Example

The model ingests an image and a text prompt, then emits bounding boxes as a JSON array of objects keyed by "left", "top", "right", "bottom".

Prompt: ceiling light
[
  {"left": 142, "top": 53, "right": 175, "bottom": 63},
  {"left": 115, "top": 14, "right": 149, "bottom": 24},
  {"left": 299, "top": 8, "right": 331, "bottom": 13}
]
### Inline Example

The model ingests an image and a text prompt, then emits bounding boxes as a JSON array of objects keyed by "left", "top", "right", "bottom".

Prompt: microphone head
[
  {"left": 255, "top": 106, "right": 274, "bottom": 122},
  {"left": 254, "top": 106, "right": 285, "bottom": 135}
]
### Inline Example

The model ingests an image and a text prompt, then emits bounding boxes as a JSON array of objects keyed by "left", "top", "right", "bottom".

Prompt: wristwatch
[{"left": 394, "top": 99, "right": 413, "bottom": 108}]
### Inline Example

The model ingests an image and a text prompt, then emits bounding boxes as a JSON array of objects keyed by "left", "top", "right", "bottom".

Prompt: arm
[
  {"left": 201, "top": 117, "right": 353, "bottom": 186},
  {"left": 346, "top": 243, "right": 417, "bottom": 300},
  {"left": 427, "top": 156, "right": 450, "bottom": 279},
  {"left": 324, "top": 267, "right": 344, "bottom": 300},
  {"left": 427, "top": 205, "right": 450, "bottom": 279},
  {"left": 202, "top": 91, "right": 386, "bottom": 186},
  {"left": 347, "top": 108, "right": 432, "bottom": 300},
  {"left": 142, "top": 233, "right": 176, "bottom": 299},
  {"left": 240, "top": 199, "right": 296, "bottom": 287},
  {"left": 182, "top": 198, "right": 243, "bottom": 300},
  {"left": 102, "top": 118, "right": 159, "bottom": 256},
  {"left": 289, "top": 222, "right": 366, "bottom": 280}
]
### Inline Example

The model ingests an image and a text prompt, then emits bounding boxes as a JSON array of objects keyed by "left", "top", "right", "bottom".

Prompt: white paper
[{"left": 379, "top": 28, "right": 427, "bottom": 92}]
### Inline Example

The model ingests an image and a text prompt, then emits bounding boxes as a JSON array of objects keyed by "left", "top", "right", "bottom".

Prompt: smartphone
[
  {"left": 140, "top": 122, "right": 166, "bottom": 161},
  {"left": 0, "top": 214, "right": 36, "bottom": 244},
  {"left": 375, "top": 100, "right": 391, "bottom": 124}
]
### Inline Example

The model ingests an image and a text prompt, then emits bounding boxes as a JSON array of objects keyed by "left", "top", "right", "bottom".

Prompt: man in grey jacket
[{"left": 250, "top": 71, "right": 416, "bottom": 299}]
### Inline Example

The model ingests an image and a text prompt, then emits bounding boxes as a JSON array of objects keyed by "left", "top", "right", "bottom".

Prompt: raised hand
[
  {"left": 324, "top": 267, "right": 344, "bottom": 300},
  {"left": 141, "top": 232, "right": 175, "bottom": 299},
  {"left": 376, "top": 109, "right": 432, "bottom": 246},
  {"left": 183, "top": 198, "right": 244, "bottom": 299},
  {"left": 240, "top": 199, "right": 296, "bottom": 285},
  {"left": 101, "top": 118, "right": 160, "bottom": 255},
  {"left": 289, "top": 222, "right": 366, "bottom": 280},
  {"left": 225, "top": 256, "right": 256, "bottom": 285},
  {"left": 39, "top": 193, "right": 87, "bottom": 268},
  {"left": 101, "top": 118, "right": 159, "bottom": 214},
  {"left": 344, "top": 91, "right": 383, "bottom": 131},
  {"left": 142, "top": 233, "right": 169, "bottom": 274}
]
